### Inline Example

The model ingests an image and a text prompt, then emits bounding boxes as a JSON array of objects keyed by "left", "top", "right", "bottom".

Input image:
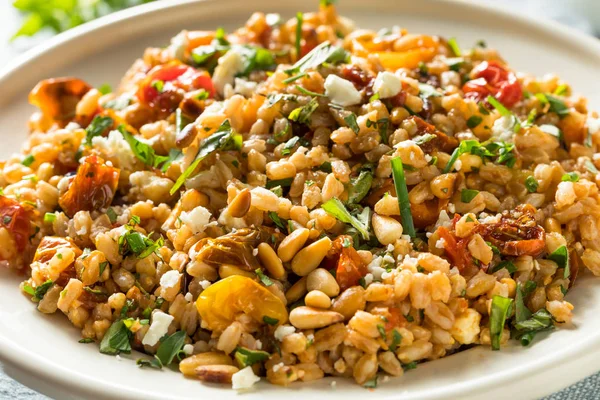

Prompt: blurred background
[{"left": 0, "top": 0, "right": 599, "bottom": 399}]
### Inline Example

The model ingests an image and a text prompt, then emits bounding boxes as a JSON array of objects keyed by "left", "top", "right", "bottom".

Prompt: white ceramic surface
[{"left": 1, "top": 1, "right": 600, "bottom": 399}]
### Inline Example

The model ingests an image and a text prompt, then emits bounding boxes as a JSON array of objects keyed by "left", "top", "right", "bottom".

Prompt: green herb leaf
[
  {"left": 155, "top": 330, "right": 187, "bottom": 366},
  {"left": 585, "top": 160, "right": 599, "bottom": 174},
  {"left": 170, "top": 119, "right": 243, "bottom": 195},
  {"left": 460, "top": 189, "right": 479, "bottom": 203},
  {"left": 234, "top": 346, "right": 271, "bottom": 368},
  {"left": 546, "top": 94, "right": 569, "bottom": 117},
  {"left": 85, "top": 115, "right": 114, "bottom": 146},
  {"left": 284, "top": 41, "right": 349, "bottom": 75},
  {"left": 106, "top": 207, "right": 118, "bottom": 223},
  {"left": 346, "top": 170, "right": 373, "bottom": 205},
  {"left": 43, "top": 212, "right": 57, "bottom": 224},
  {"left": 79, "top": 338, "right": 95, "bottom": 344},
  {"left": 490, "top": 295, "right": 513, "bottom": 350},
  {"left": 263, "top": 316, "right": 279, "bottom": 325},
  {"left": 403, "top": 361, "right": 418, "bottom": 370},
  {"left": 466, "top": 115, "right": 483, "bottom": 129},
  {"left": 491, "top": 260, "right": 517, "bottom": 274},
  {"left": 30, "top": 279, "right": 54, "bottom": 301},
  {"left": 363, "top": 375, "right": 378, "bottom": 388},
  {"left": 391, "top": 157, "right": 416, "bottom": 238},
  {"left": 487, "top": 95, "right": 521, "bottom": 133},
  {"left": 418, "top": 83, "right": 442, "bottom": 99},
  {"left": 288, "top": 97, "right": 319, "bottom": 125},
  {"left": 99, "top": 320, "right": 131, "bottom": 355},
  {"left": 322, "top": 198, "right": 370, "bottom": 240},
  {"left": 514, "top": 283, "right": 532, "bottom": 324},
  {"left": 22, "top": 154, "right": 35, "bottom": 167},
  {"left": 98, "top": 84, "right": 112, "bottom": 95},
  {"left": 448, "top": 37, "right": 461, "bottom": 56},
  {"left": 266, "top": 178, "right": 294, "bottom": 189},
  {"left": 295, "top": 12, "right": 303, "bottom": 61},
  {"left": 443, "top": 139, "right": 480, "bottom": 173},
  {"left": 256, "top": 268, "right": 274, "bottom": 286},
  {"left": 151, "top": 80, "right": 164, "bottom": 93},
  {"left": 389, "top": 330, "right": 402, "bottom": 352},
  {"left": 119, "top": 125, "right": 172, "bottom": 169},
  {"left": 525, "top": 176, "right": 539, "bottom": 193},
  {"left": 295, "top": 85, "right": 326, "bottom": 97},
  {"left": 561, "top": 172, "right": 579, "bottom": 183},
  {"left": 514, "top": 308, "right": 554, "bottom": 331},
  {"left": 548, "top": 245, "right": 570, "bottom": 279},
  {"left": 344, "top": 113, "right": 360, "bottom": 134}
]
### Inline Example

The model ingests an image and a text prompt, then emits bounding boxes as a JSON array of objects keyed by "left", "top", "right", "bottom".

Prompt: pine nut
[
  {"left": 291, "top": 237, "right": 332, "bottom": 276},
  {"left": 258, "top": 243, "right": 285, "bottom": 279},
  {"left": 306, "top": 268, "right": 340, "bottom": 297},
  {"left": 219, "top": 264, "right": 255, "bottom": 279},
  {"left": 277, "top": 228, "right": 309, "bottom": 262},
  {"left": 196, "top": 364, "right": 239, "bottom": 384},
  {"left": 179, "top": 352, "right": 233, "bottom": 376},
  {"left": 331, "top": 286, "right": 366, "bottom": 321},
  {"left": 289, "top": 306, "right": 344, "bottom": 329},
  {"left": 228, "top": 188, "right": 251, "bottom": 218},
  {"left": 285, "top": 276, "right": 307, "bottom": 303},
  {"left": 372, "top": 213, "right": 403, "bottom": 245},
  {"left": 305, "top": 290, "right": 331, "bottom": 309}
]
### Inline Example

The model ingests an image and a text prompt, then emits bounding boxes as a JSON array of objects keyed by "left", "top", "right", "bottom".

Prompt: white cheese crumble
[
  {"left": 435, "top": 238, "right": 446, "bottom": 249},
  {"left": 184, "top": 292, "right": 193, "bottom": 302},
  {"left": 142, "top": 311, "right": 174, "bottom": 346},
  {"left": 65, "top": 122, "right": 81, "bottom": 131},
  {"left": 160, "top": 270, "right": 181, "bottom": 289},
  {"left": 255, "top": 340, "right": 263, "bottom": 350},
  {"left": 272, "top": 362, "right": 284, "bottom": 373},
  {"left": 491, "top": 115, "right": 515, "bottom": 141},
  {"left": 448, "top": 203, "right": 456, "bottom": 213},
  {"left": 274, "top": 325, "right": 296, "bottom": 341},
  {"left": 199, "top": 280, "right": 212, "bottom": 290},
  {"left": 212, "top": 49, "right": 245, "bottom": 96},
  {"left": 234, "top": 78, "right": 258, "bottom": 98},
  {"left": 92, "top": 130, "right": 137, "bottom": 170},
  {"left": 252, "top": 248, "right": 259, "bottom": 256},
  {"left": 183, "top": 344, "right": 194, "bottom": 355},
  {"left": 116, "top": 354, "right": 122, "bottom": 361},
  {"left": 454, "top": 159, "right": 462, "bottom": 171},
  {"left": 232, "top": 366, "right": 261, "bottom": 390},
  {"left": 363, "top": 273, "right": 374, "bottom": 286},
  {"left": 324, "top": 75, "right": 362, "bottom": 106},
  {"left": 180, "top": 206, "right": 212, "bottom": 235},
  {"left": 372, "top": 71, "right": 402, "bottom": 98}
]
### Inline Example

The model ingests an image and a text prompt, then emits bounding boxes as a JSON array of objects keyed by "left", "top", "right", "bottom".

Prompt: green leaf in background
[{"left": 11, "top": 0, "right": 156, "bottom": 40}]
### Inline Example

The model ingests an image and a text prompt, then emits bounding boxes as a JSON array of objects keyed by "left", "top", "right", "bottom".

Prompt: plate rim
[{"left": 1, "top": 0, "right": 600, "bottom": 399}]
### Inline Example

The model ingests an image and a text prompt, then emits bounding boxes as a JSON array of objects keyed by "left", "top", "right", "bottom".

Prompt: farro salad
[{"left": 4, "top": 0, "right": 600, "bottom": 390}]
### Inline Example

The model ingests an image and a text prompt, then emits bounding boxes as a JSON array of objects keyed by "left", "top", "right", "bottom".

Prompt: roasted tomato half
[
  {"left": 29, "top": 77, "right": 92, "bottom": 123},
  {"left": 0, "top": 196, "right": 34, "bottom": 254},
  {"left": 463, "top": 61, "right": 522, "bottom": 108},
  {"left": 58, "top": 155, "right": 120, "bottom": 218},
  {"left": 137, "top": 61, "right": 216, "bottom": 113}
]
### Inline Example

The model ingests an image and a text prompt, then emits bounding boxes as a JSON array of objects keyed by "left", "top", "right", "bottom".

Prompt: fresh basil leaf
[
  {"left": 514, "top": 308, "right": 554, "bottom": 332},
  {"left": 234, "top": 346, "right": 270, "bottom": 368},
  {"left": 155, "top": 330, "right": 187, "bottom": 366},
  {"left": 546, "top": 94, "right": 569, "bottom": 117},
  {"left": 100, "top": 320, "right": 131, "bottom": 355},
  {"left": 321, "top": 198, "right": 370, "bottom": 240},
  {"left": 347, "top": 170, "right": 373, "bottom": 205},
  {"left": 119, "top": 125, "right": 171, "bottom": 169},
  {"left": 170, "top": 119, "right": 243, "bottom": 195},
  {"left": 266, "top": 178, "right": 294, "bottom": 189},
  {"left": 265, "top": 93, "right": 298, "bottom": 108},
  {"left": 514, "top": 283, "right": 532, "bottom": 324},
  {"left": 263, "top": 316, "right": 279, "bottom": 325},
  {"left": 33, "top": 279, "right": 54, "bottom": 301},
  {"left": 85, "top": 115, "right": 114, "bottom": 146},
  {"left": 391, "top": 157, "right": 416, "bottom": 238},
  {"left": 466, "top": 115, "right": 483, "bottom": 129},
  {"left": 490, "top": 295, "right": 513, "bottom": 350},
  {"left": 548, "top": 245, "right": 570, "bottom": 279},
  {"left": 491, "top": 260, "right": 517, "bottom": 274}
]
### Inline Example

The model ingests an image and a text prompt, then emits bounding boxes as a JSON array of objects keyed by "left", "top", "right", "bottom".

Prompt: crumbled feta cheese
[
  {"left": 212, "top": 49, "right": 245, "bottom": 96},
  {"left": 116, "top": 354, "right": 122, "bottom": 361},
  {"left": 324, "top": 75, "right": 362, "bottom": 106},
  {"left": 183, "top": 344, "right": 194, "bottom": 355},
  {"left": 381, "top": 271, "right": 392, "bottom": 280},
  {"left": 454, "top": 159, "right": 462, "bottom": 171},
  {"left": 401, "top": 234, "right": 412, "bottom": 242},
  {"left": 199, "top": 280, "right": 212, "bottom": 290},
  {"left": 306, "top": 334, "right": 315, "bottom": 342},
  {"left": 373, "top": 71, "right": 402, "bottom": 98},
  {"left": 168, "top": 31, "right": 188, "bottom": 61},
  {"left": 252, "top": 248, "right": 259, "bottom": 256},
  {"left": 184, "top": 292, "right": 193, "bottom": 302},
  {"left": 142, "top": 311, "right": 174, "bottom": 346},
  {"left": 479, "top": 213, "right": 501, "bottom": 224},
  {"left": 274, "top": 325, "right": 296, "bottom": 341},
  {"left": 436, "top": 210, "right": 451, "bottom": 228},
  {"left": 65, "top": 122, "right": 81, "bottom": 131},
  {"left": 435, "top": 238, "right": 446, "bottom": 249},
  {"left": 426, "top": 232, "right": 432, "bottom": 238},
  {"left": 232, "top": 366, "right": 261, "bottom": 390},
  {"left": 272, "top": 362, "right": 284, "bottom": 373},
  {"left": 386, "top": 244, "right": 395, "bottom": 252},
  {"left": 160, "top": 270, "right": 181, "bottom": 289},
  {"left": 363, "top": 273, "right": 374, "bottom": 286},
  {"left": 491, "top": 115, "right": 515, "bottom": 141},
  {"left": 76, "top": 225, "right": 88, "bottom": 235},
  {"left": 92, "top": 130, "right": 137, "bottom": 169},
  {"left": 255, "top": 340, "right": 263, "bottom": 350},
  {"left": 381, "top": 375, "right": 390, "bottom": 383},
  {"left": 425, "top": 154, "right": 433, "bottom": 162},
  {"left": 448, "top": 203, "right": 456, "bottom": 213},
  {"left": 180, "top": 206, "right": 212, "bottom": 235}
]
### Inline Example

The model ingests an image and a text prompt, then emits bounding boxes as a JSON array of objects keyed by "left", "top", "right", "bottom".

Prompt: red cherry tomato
[
  {"left": 137, "top": 62, "right": 215, "bottom": 111},
  {"left": 463, "top": 61, "right": 522, "bottom": 107}
]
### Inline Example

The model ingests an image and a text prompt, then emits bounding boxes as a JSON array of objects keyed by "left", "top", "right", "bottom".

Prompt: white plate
[{"left": 1, "top": 0, "right": 600, "bottom": 399}]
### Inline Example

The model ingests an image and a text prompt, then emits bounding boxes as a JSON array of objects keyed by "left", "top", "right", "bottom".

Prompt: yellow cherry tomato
[{"left": 195, "top": 275, "right": 288, "bottom": 332}]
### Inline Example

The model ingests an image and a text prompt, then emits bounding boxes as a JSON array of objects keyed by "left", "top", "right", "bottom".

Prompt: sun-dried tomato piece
[
  {"left": 58, "top": 155, "right": 120, "bottom": 218},
  {"left": 34, "top": 236, "right": 82, "bottom": 264},
  {"left": 408, "top": 116, "right": 459, "bottom": 154},
  {"left": 384, "top": 307, "right": 407, "bottom": 331},
  {"left": 412, "top": 198, "right": 448, "bottom": 229},
  {"left": 28, "top": 77, "right": 92, "bottom": 124},
  {"left": 436, "top": 226, "right": 474, "bottom": 272},
  {"left": 341, "top": 65, "right": 374, "bottom": 91},
  {"left": 476, "top": 204, "right": 545, "bottom": 257},
  {"left": 323, "top": 236, "right": 367, "bottom": 291},
  {"left": 0, "top": 196, "right": 34, "bottom": 254}
]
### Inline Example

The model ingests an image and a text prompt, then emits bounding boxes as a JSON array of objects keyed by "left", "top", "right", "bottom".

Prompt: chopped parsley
[
  {"left": 321, "top": 198, "right": 370, "bottom": 240},
  {"left": 84, "top": 115, "right": 114, "bottom": 146}
]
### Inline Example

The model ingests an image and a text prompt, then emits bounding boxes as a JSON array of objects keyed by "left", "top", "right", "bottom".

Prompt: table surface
[{"left": 0, "top": 1, "right": 599, "bottom": 399}]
